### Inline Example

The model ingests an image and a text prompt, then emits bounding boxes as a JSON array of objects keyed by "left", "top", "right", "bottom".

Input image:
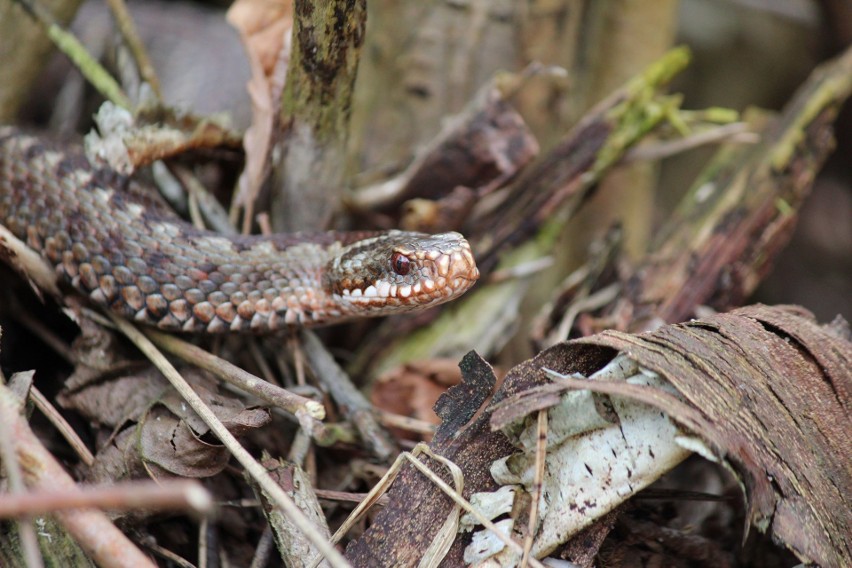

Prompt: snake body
[{"left": 0, "top": 129, "right": 479, "bottom": 332}]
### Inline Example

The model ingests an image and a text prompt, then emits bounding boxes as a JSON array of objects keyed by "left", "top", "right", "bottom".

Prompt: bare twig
[
  {"left": 0, "top": 373, "right": 44, "bottom": 568},
  {"left": 145, "top": 329, "right": 325, "bottom": 420},
  {"left": 521, "top": 410, "right": 547, "bottom": 567},
  {"left": 112, "top": 316, "right": 350, "bottom": 568},
  {"left": 29, "top": 386, "right": 95, "bottom": 466},
  {"left": 104, "top": 0, "right": 162, "bottom": 98},
  {"left": 0, "top": 380, "right": 156, "bottom": 568},
  {"left": 300, "top": 329, "right": 397, "bottom": 461},
  {"left": 0, "top": 480, "right": 212, "bottom": 518}
]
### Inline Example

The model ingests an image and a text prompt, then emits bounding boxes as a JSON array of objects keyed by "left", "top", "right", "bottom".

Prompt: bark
[{"left": 270, "top": 0, "right": 367, "bottom": 231}]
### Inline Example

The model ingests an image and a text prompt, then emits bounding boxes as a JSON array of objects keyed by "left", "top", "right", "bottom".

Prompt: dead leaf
[
  {"left": 371, "top": 358, "right": 464, "bottom": 434},
  {"left": 227, "top": 0, "right": 294, "bottom": 217}
]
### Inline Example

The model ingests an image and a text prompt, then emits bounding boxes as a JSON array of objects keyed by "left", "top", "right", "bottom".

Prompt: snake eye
[{"left": 390, "top": 252, "right": 411, "bottom": 275}]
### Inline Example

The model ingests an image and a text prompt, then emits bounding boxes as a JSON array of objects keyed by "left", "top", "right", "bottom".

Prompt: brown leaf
[
  {"left": 65, "top": 364, "right": 271, "bottom": 482},
  {"left": 227, "top": 0, "right": 294, "bottom": 215},
  {"left": 371, "top": 358, "right": 463, "bottom": 432},
  {"left": 139, "top": 406, "right": 232, "bottom": 479}
]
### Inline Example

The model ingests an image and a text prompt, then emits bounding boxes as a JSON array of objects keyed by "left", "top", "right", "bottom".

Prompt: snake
[{"left": 0, "top": 128, "right": 479, "bottom": 332}]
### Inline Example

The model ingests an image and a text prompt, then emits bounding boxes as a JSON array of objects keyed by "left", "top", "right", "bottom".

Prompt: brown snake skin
[{"left": 0, "top": 129, "right": 479, "bottom": 332}]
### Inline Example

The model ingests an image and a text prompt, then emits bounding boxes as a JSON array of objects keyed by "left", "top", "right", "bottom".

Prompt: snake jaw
[{"left": 330, "top": 231, "right": 479, "bottom": 315}]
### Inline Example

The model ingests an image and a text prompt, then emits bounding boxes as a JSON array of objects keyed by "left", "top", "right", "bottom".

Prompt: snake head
[{"left": 328, "top": 230, "right": 479, "bottom": 316}]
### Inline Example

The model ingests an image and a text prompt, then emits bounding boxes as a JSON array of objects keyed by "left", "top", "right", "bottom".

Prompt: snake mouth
[{"left": 335, "top": 244, "right": 479, "bottom": 310}]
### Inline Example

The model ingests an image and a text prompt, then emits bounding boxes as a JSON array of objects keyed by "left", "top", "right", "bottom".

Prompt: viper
[{"left": 0, "top": 129, "right": 479, "bottom": 332}]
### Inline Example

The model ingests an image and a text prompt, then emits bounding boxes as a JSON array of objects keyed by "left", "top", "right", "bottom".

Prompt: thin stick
[
  {"left": 0, "top": 381, "right": 156, "bottom": 568},
  {"left": 301, "top": 329, "right": 396, "bottom": 461},
  {"left": 402, "top": 446, "right": 547, "bottom": 568},
  {"left": 29, "top": 386, "right": 95, "bottom": 466},
  {"left": 0, "top": 480, "right": 212, "bottom": 518},
  {"left": 521, "top": 409, "right": 547, "bottom": 567},
  {"left": 0, "top": 376, "right": 44, "bottom": 568},
  {"left": 112, "top": 315, "right": 350, "bottom": 568},
  {"left": 145, "top": 329, "right": 325, "bottom": 420},
  {"left": 104, "top": 0, "right": 162, "bottom": 98}
]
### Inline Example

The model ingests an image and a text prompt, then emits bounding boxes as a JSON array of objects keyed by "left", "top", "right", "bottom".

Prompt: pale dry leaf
[{"left": 227, "top": 0, "right": 294, "bottom": 212}]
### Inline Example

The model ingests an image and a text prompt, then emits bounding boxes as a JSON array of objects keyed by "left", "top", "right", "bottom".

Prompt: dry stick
[
  {"left": 248, "top": 339, "right": 278, "bottom": 384},
  {"left": 170, "top": 164, "right": 236, "bottom": 235},
  {"left": 8, "top": 305, "right": 75, "bottom": 364},
  {"left": 0, "top": 377, "right": 44, "bottom": 568},
  {"left": 623, "top": 121, "right": 756, "bottom": 163},
  {"left": 0, "top": 480, "right": 212, "bottom": 518},
  {"left": 300, "top": 329, "right": 397, "bottom": 461},
  {"left": 13, "top": 0, "right": 131, "bottom": 109},
  {"left": 112, "top": 316, "right": 350, "bottom": 568},
  {"left": 145, "top": 329, "right": 325, "bottom": 420},
  {"left": 376, "top": 409, "right": 437, "bottom": 435},
  {"left": 521, "top": 409, "right": 548, "bottom": 568},
  {"left": 198, "top": 517, "right": 209, "bottom": 568},
  {"left": 29, "top": 386, "right": 95, "bottom": 466},
  {"left": 0, "top": 381, "right": 156, "bottom": 568},
  {"left": 249, "top": 526, "right": 276, "bottom": 568},
  {"left": 145, "top": 542, "right": 195, "bottom": 568},
  {"left": 402, "top": 447, "right": 546, "bottom": 568},
  {"left": 103, "top": 0, "right": 162, "bottom": 98}
]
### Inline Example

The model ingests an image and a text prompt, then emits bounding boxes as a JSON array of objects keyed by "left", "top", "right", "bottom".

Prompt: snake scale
[{"left": 0, "top": 128, "right": 479, "bottom": 332}]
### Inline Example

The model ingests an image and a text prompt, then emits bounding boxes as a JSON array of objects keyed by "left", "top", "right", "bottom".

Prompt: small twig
[
  {"left": 318, "top": 443, "right": 545, "bottom": 568},
  {"left": 29, "top": 386, "right": 95, "bottom": 466},
  {"left": 0, "top": 380, "right": 156, "bottom": 568},
  {"left": 248, "top": 340, "right": 278, "bottom": 384},
  {"left": 0, "top": 374, "right": 44, "bottom": 568},
  {"left": 145, "top": 329, "right": 325, "bottom": 420},
  {"left": 375, "top": 408, "right": 437, "bottom": 435},
  {"left": 8, "top": 305, "right": 75, "bottom": 364},
  {"left": 301, "top": 329, "right": 397, "bottom": 461},
  {"left": 198, "top": 516, "right": 209, "bottom": 568},
  {"left": 170, "top": 164, "right": 237, "bottom": 235},
  {"left": 313, "top": 489, "right": 389, "bottom": 506},
  {"left": 104, "top": 0, "right": 162, "bottom": 99},
  {"left": 248, "top": 526, "right": 275, "bottom": 568},
  {"left": 144, "top": 542, "right": 195, "bottom": 568},
  {"left": 0, "top": 480, "right": 212, "bottom": 518},
  {"left": 487, "top": 256, "right": 554, "bottom": 284},
  {"left": 403, "top": 446, "right": 547, "bottom": 568},
  {"left": 521, "top": 409, "right": 547, "bottom": 567},
  {"left": 548, "top": 282, "right": 621, "bottom": 347},
  {"left": 287, "top": 428, "right": 312, "bottom": 466},
  {"left": 13, "top": 0, "right": 131, "bottom": 109},
  {"left": 623, "top": 122, "right": 757, "bottom": 163},
  {"left": 112, "top": 316, "right": 350, "bottom": 568},
  {"left": 0, "top": 225, "right": 60, "bottom": 298},
  {"left": 288, "top": 332, "right": 308, "bottom": 386}
]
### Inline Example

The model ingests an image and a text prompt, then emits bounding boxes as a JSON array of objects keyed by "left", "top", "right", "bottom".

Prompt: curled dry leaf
[
  {"left": 227, "top": 0, "right": 294, "bottom": 212},
  {"left": 61, "top": 363, "right": 270, "bottom": 483},
  {"left": 227, "top": 0, "right": 294, "bottom": 77}
]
